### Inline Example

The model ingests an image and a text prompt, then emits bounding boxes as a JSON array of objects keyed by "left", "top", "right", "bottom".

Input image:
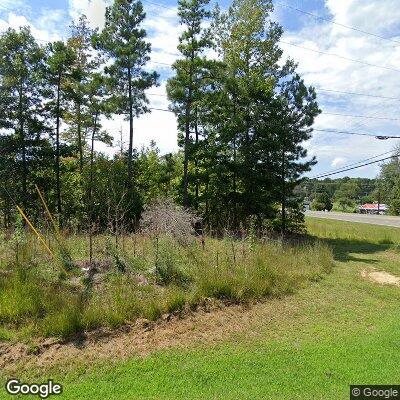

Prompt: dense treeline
[
  {"left": 0, "top": 0, "right": 319, "bottom": 235},
  {"left": 299, "top": 178, "right": 378, "bottom": 212},
  {"left": 376, "top": 152, "right": 400, "bottom": 215}
]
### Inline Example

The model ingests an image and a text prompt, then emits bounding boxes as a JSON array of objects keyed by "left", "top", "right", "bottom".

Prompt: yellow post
[
  {"left": 16, "top": 205, "right": 54, "bottom": 257},
  {"left": 35, "top": 185, "right": 61, "bottom": 237}
]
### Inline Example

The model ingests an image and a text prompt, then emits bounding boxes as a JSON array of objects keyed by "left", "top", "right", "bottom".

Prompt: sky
[{"left": 1, "top": 0, "right": 400, "bottom": 179}]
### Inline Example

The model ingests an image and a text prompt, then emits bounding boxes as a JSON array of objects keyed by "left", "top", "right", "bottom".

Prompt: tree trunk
[
  {"left": 127, "top": 67, "right": 134, "bottom": 188},
  {"left": 55, "top": 71, "right": 62, "bottom": 224},
  {"left": 281, "top": 148, "right": 286, "bottom": 239},
  {"left": 194, "top": 107, "right": 199, "bottom": 208},
  {"left": 18, "top": 82, "right": 27, "bottom": 209},
  {"left": 88, "top": 112, "right": 98, "bottom": 264},
  {"left": 77, "top": 100, "right": 83, "bottom": 174},
  {"left": 183, "top": 89, "right": 192, "bottom": 208},
  {"left": 183, "top": 46, "right": 195, "bottom": 209}
]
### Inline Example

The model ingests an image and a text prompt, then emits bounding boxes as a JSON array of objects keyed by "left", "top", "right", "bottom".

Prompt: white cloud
[
  {"left": 8, "top": 0, "right": 398, "bottom": 177},
  {"left": 281, "top": 0, "right": 400, "bottom": 178},
  {"left": 0, "top": 11, "right": 62, "bottom": 41},
  {"left": 68, "top": 0, "right": 109, "bottom": 29},
  {"left": 331, "top": 157, "right": 347, "bottom": 167},
  {"left": 96, "top": 81, "right": 178, "bottom": 156}
]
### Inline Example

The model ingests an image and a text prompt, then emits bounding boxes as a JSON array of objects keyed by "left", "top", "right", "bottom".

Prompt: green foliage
[
  {"left": 94, "top": 0, "right": 158, "bottom": 190},
  {"left": 301, "top": 178, "right": 377, "bottom": 214},
  {"left": 0, "top": 233, "right": 332, "bottom": 340},
  {"left": 311, "top": 192, "right": 333, "bottom": 211},
  {"left": 0, "top": 272, "right": 43, "bottom": 323},
  {"left": 377, "top": 154, "right": 400, "bottom": 215},
  {"left": 0, "top": 0, "right": 322, "bottom": 236},
  {"left": 155, "top": 237, "right": 192, "bottom": 286}
]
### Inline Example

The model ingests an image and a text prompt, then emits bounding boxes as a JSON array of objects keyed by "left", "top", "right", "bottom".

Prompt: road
[{"left": 305, "top": 210, "right": 400, "bottom": 228}]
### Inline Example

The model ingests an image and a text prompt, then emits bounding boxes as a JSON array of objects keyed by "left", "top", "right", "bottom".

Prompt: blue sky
[{"left": 1, "top": 0, "right": 400, "bottom": 179}]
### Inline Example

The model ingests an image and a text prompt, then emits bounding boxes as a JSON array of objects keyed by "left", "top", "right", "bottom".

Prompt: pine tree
[
  {"left": 65, "top": 15, "right": 98, "bottom": 174},
  {"left": 85, "top": 72, "right": 112, "bottom": 262},
  {"left": 167, "top": 0, "right": 212, "bottom": 208},
  {"left": 0, "top": 27, "right": 46, "bottom": 211},
  {"left": 207, "top": 0, "right": 320, "bottom": 232},
  {"left": 94, "top": 0, "right": 158, "bottom": 190},
  {"left": 46, "top": 41, "right": 76, "bottom": 223}
]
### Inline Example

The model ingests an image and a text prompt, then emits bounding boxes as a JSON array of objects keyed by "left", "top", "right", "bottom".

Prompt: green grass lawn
[{"left": 2, "top": 217, "right": 400, "bottom": 399}]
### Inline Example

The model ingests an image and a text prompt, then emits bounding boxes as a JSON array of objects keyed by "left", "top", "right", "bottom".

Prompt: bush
[
  {"left": 140, "top": 197, "right": 198, "bottom": 245},
  {"left": 155, "top": 237, "right": 192, "bottom": 286}
]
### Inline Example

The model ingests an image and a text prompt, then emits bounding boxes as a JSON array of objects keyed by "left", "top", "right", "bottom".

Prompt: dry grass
[{"left": 0, "top": 232, "right": 333, "bottom": 341}]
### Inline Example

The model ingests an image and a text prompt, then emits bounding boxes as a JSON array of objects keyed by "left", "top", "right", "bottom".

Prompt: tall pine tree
[
  {"left": 167, "top": 0, "right": 212, "bottom": 208},
  {"left": 94, "top": 0, "right": 158, "bottom": 192},
  {"left": 0, "top": 28, "right": 47, "bottom": 211},
  {"left": 46, "top": 41, "right": 76, "bottom": 223}
]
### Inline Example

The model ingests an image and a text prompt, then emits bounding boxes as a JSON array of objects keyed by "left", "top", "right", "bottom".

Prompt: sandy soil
[{"left": 361, "top": 270, "right": 400, "bottom": 286}]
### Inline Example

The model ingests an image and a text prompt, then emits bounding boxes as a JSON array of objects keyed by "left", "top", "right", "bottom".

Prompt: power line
[
  {"left": 314, "top": 128, "right": 400, "bottom": 139},
  {"left": 310, "top": 150, "right": 396, "bottom": 178},
  {"left": 149, "top": 107, "right": 172, "bottom": 112},
  {"left": 143, "top": 0, "right": 176, "bottom": 11},
  {"left": 313, "top": 155, "right": 397, "bottom": 179},
  {"left": 279, "top": 40, "right": 400, "bottom": 73},
  {"left": 316, "top": 87, "right": 400, "bottom": 101},
  {"left": 275, "top": 1, "right": 400, "bottom": 46},
  {"left": 148, "top": 60, "right": 172, "bottom": 67},
  {"left": 322, "top": 112, "right": 400, "bottom": 122},
  {"left": 146, "top": 107, "right": 400, "bottom": 139}
]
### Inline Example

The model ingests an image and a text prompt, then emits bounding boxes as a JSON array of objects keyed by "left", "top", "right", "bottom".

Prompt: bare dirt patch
[
  {"left": 0, "top": 300, "right": 283, "bottom": 378},
  {"left": 361, "top": 270, "right": 400, "bottom": 287}
]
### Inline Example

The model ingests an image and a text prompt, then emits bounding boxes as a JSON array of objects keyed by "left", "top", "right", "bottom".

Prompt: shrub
[
  {"left": 140, "top": 197, "right": 198, "bottom": 246},
  {"left": 156, "top": 238, "right": 192, "bottom": 286},
  {"left": 164, "top": 287, "right": 186, "bottom": 313}
]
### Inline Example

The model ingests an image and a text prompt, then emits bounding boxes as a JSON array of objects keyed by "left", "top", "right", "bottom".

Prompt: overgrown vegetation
[
  {"left": 0, "top": 228, "right": 332, "bottom": 341},
  {"left": 0, "top": 0, "right": 332, "bottom": 348}
]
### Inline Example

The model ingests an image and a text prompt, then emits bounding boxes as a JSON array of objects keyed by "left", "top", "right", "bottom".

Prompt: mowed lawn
[{"left": 3, "top": 217, "right": 400, "bottom": 399}]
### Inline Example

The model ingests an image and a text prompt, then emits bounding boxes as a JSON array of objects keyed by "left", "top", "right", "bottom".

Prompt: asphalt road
[{"left": 305, "top": 210, "right": 400, "bottom": 228}]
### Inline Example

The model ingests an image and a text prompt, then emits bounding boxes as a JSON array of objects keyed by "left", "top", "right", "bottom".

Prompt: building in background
[{"left": 358, "top": 203, "right": 388, "bottom": 215}]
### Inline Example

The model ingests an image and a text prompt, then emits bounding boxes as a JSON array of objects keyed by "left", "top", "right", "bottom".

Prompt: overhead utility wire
[
  {"left": 314, "top": 128, "right": 400, "bottom": 139},
  {"left": 142, "top": 0, "right": 176, "bottom": 11},
  {"left": 147, "top": 91, "right": 400, "bottom": 104},
  {"left": 316, "top": 88, "right": 400, "bottom": 101},
  {"left": 144, "top": 0, "right": 400, "bottom": 74},
  {"left": 279, "top": 40, "right": 400, "bottom": 73},
  {"left": 145, "top": 107, "right": 400, "bottom": 139},
  {"left": 310, "top": 150, "right": 396, "bottom": 178},
  {"left": 146, "top": 94, "right": 400, "bottom": 122},
  {"left": 313, "top": 155, "right": 397, "bottom": 179},
  {"left": 322, "top": 112, "right": 400, "bottom": 122},
  {"left": 274, "top": 1, "right": 400, "bottom": 46}
]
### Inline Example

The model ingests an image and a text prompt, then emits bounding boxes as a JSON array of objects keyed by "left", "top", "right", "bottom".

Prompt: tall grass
[
  {"left": 306, "top": 217, "right": 400, "bottom": 244},
  {"left": 0, "top": 233, "right": 333, "bottom": 340}
]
